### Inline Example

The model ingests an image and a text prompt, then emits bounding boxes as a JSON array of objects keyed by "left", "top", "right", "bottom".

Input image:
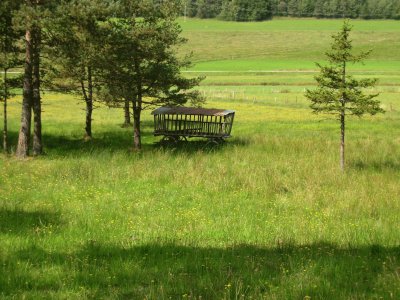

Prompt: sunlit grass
[
  {"left": 1, "top": 89, "right": 400, "bottom": 298},
  {"left": 180, "top": 22, "right": 400, "bottom": 63},
  {"left": 1, "top": 18, "right": 400, "bottom": 299}
]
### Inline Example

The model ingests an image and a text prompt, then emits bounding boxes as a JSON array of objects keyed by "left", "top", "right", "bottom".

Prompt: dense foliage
[{"left": 184, "top": 0, "right": 400, "bottom": 21}]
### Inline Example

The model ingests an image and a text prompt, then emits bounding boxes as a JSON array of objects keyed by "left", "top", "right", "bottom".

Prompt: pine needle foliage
[{"left": 305, "top": 20, "right": 384, "bottom": 171}]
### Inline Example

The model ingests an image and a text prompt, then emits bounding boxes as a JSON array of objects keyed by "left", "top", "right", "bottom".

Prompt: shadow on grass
[
  {"left": 5, "top": 123, "right": 247, "bottom": 158},
  {"left": 351, "top": 160, "right": 400, "bottom": 171},
  {"left": 0, "top": 209, "right": 63, "bottom": 235},
  {"left": 155, "top": 137, "right": 249, "bottom": 155},
  {"left": 2, "top": 241, "right": 399, "bottom": 298},
  {"left": 5, "top": 121, "right": 154, "bottom": 156}
]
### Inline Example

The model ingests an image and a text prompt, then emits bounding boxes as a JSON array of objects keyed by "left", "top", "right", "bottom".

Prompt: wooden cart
[{"left": 152, "top": 107, "right": 235, "bottom": 143}]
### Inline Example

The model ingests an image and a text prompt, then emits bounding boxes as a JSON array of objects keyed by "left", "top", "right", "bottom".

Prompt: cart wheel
[
  {"left": 171, "top": 136, "right": 180, "bottom": 144},
  {"left": 161, "top": 136, "right": 180, "bottom": 145},
  {"left": 206, "top": 137, "right": 225, "bottom": 147}
]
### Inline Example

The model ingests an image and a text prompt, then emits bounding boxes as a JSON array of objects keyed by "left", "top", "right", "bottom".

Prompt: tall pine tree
[
  {"left": 46, "top": 0, "right": 111, "bottom": 140},
  {"left": 0, "top": 0, "right": 23, "bottom": 153},
  {"left": 15, "top": 0, "right": 49, "bottom": 157},
  {"left": 99, "top": 0, "right": 203, "bottom": 150}
]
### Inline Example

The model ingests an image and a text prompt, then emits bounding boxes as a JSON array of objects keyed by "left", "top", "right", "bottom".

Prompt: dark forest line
[{"left": 183, "top": 0, "right": 400, "bottom": 21}]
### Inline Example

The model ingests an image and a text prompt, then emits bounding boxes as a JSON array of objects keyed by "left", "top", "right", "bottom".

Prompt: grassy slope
[
  {"left": 180, "top": 18, "right": 400, "bottom": 92},
  {"left": 1, "top": 18, "right": 400, "bottom": 299},
  {"left": 180, "top": 18, "right": 400, "bottom": 63}
]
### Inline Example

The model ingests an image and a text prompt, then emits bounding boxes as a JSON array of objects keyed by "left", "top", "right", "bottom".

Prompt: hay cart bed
[{"left": 152, "top": 107, "right": 235, "bottom": 143}]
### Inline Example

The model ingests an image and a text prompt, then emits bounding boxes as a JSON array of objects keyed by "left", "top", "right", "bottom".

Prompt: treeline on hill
[
  {"left": 0, "top": 0, "right": 202, "bottom": 157},
  {"left": 184, "top": 0, "right": 400, "bottom": 21}
]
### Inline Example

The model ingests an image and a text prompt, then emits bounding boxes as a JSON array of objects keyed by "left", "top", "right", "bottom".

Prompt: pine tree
[
  {"left": 0, "top": 0, "right": 23, "bottom": 153},
  {"left": 305, "top": 20, "right": 384, "bottom": 171},
  {"left": 46, "top": 0, "right": 111, "bottom": 140},
  {"left": 98, "top": 0, "right": 203, "bottom": 151},
  {"left": 15, "top": 0, "right": 49, "bottom": 157},
  {"left": 15, "top": 2, "right": 34, "bottom": 158}
]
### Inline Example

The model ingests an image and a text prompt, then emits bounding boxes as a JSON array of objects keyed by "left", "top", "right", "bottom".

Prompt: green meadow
[{"left": 1, "top": 18, "right": 400, "bottom": 299}]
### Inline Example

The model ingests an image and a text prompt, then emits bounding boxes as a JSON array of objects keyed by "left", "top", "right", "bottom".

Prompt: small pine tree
[{"left": 305, "top": 20, "right": 384, "bottom": 171}]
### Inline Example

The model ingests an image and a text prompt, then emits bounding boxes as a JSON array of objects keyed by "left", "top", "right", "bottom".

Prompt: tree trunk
[
  {"left": 81, "top": 66, "right": 93, "bottom": 140},
  {"left": 340, "top": 61, "right": 346, "bottom": 172},
  {"left": 123, "top": 99, "right": 131, "bottom": 126},
  {"left": 16, "top": 29, "right": 33, "bottom": 158},
  {"left": 132, "top": 102, "right": 141, "bottom": 151},
  {"left": 132, "top": 59, "right": 142, "bottom": 151},
  {"left": 2, "top": 69, "right": 7, "bottom": 153},
  {"left": 340, "top": 111, "right": 345, "bottom": 172},
  {"left": 32, "top": 26, "right": 42, "bottom": 155}
]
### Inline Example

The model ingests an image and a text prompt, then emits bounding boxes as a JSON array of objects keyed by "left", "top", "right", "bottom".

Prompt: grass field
[{"left": 1, "top": 18, "right": 400, "bottom": 299}]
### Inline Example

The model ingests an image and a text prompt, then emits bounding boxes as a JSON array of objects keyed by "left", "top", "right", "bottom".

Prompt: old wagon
[{"left": 152, "top": 107, "right": 235, "bottom": 143}]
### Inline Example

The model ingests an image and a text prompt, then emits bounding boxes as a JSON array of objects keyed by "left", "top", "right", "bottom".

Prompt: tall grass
[
  {"left": 1, "top": 18, "right": 400, "bottom": 299},
  {"left": 1, "top": 92, "right": 400, "bottom": 298}
]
